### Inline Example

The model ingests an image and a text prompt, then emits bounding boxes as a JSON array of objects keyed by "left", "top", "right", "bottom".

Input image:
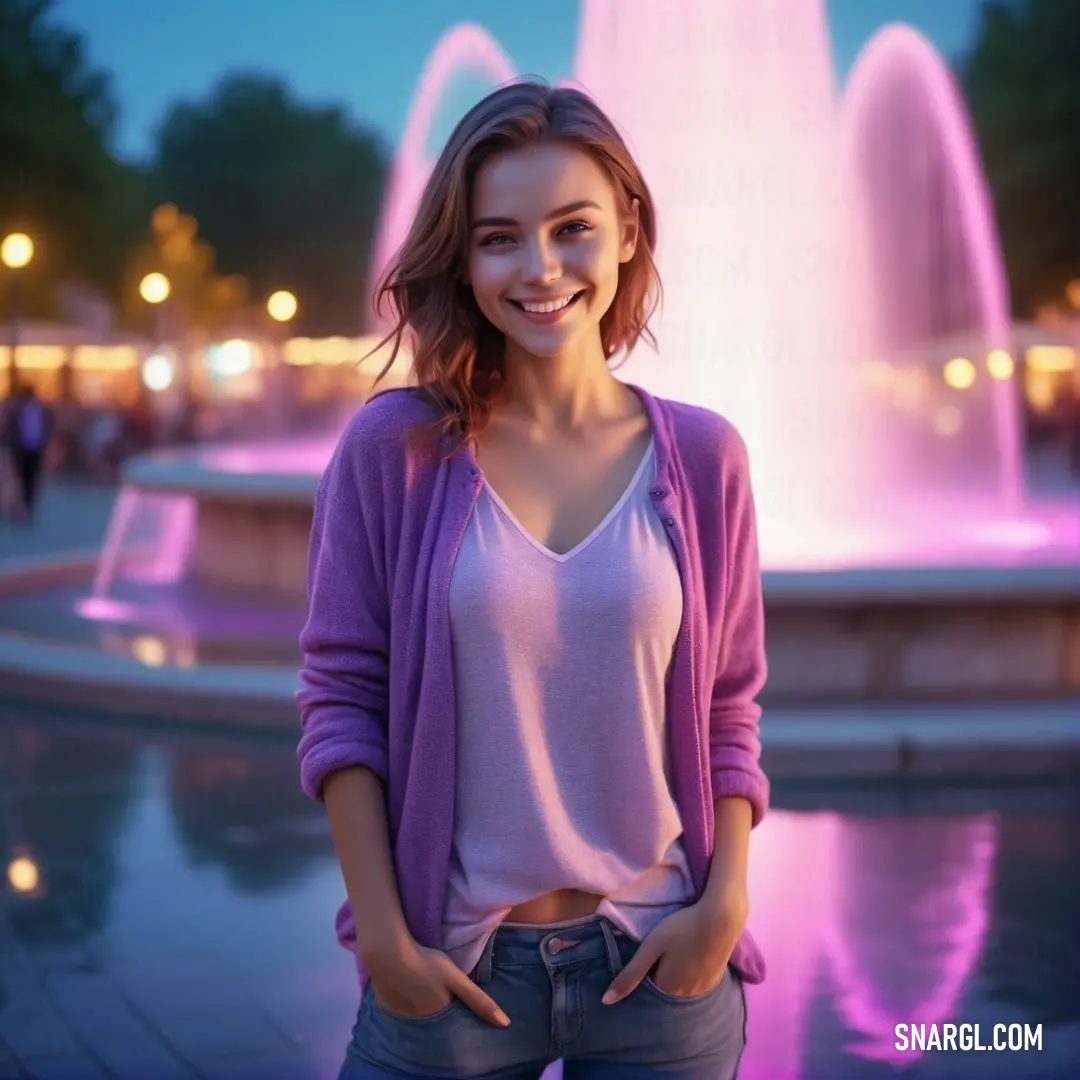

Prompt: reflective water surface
[{"left": 1, "top": 710, "right": 1077, "bottom": 1080}]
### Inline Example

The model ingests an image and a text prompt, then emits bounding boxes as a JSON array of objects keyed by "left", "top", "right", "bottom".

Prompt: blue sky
[{"left": 54, "top": 0, "right": 988, "bottom": 162}]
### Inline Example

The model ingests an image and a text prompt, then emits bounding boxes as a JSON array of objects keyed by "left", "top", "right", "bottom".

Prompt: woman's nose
[{"left": 522, "top": 238, "right": 561, "bottom": 284}]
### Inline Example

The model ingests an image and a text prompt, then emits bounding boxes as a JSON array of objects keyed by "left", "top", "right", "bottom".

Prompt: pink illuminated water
[
  {"left": 201, "top": 440, "right": 336, "bottom": 475},
  {"left": 842, "top": 24, "right": 1021, "bottom": 514}
]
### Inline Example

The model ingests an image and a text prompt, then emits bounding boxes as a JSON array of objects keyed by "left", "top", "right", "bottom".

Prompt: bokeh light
[{"left": 139, "top": 272, "right": 171, "bottom": 305}]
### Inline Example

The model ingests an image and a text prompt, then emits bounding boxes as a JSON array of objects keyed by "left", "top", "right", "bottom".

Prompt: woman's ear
[{"left": 619, "top": 197, "right": 641, "bottom": 264}]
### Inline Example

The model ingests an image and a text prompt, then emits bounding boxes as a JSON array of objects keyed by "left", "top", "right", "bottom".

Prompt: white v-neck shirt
[{"left": 443, "top": 439, "right": 695, "bottom": 974}]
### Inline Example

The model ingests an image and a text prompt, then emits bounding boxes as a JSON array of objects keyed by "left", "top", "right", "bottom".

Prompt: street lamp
[
  {"left": 265, "top": 290, "right": 298, "bottom": 433},
  {"left": 267, "top": 289, "right": 297, "bottom": 324},
  {"left": 2, "top": 232, "right": 35, "bottom": 395},
  {"left": 139, "top": 272, "right": 171, "bottom": 306}
]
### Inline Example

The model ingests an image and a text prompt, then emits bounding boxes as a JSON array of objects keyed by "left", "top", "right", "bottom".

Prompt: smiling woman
[{"left": 299, "top": 79, "right": 768, "bottom": 1080}]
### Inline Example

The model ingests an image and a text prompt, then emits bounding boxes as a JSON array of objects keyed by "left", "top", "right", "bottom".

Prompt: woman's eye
[{"left": 479, "top": 221, "right": 590, "bottom": 247}]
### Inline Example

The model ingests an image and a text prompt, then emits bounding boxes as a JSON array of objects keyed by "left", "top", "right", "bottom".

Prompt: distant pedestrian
[{"left": 2, "top": 384, "right": 54, "bottom": 521}]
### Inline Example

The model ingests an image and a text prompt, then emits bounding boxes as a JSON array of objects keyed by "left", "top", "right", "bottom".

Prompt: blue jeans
[{"left": 338, "top": 914, "right": 747, "bottom": 1079}]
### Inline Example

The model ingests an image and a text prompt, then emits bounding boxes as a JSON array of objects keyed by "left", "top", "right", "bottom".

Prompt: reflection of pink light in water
[
  {"left": 739, "top": 812, "right": 839, "bottom": 1080},
  {"left": 825, "top": 816, "right": 998, "bottom": 1065},
  {"left": 76, "top": 596, "right": 139, "bottom": 622},
  {"left": 842, "top": 25, "right": 1021, "bottom": 515}
]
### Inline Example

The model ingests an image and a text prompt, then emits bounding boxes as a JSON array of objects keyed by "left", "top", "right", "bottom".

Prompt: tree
[
  {"left": 0, "top": 0, "right": 148, "bottom": 318},
  {"left": 118, "top": 202, "right": 250, "bottom": 340},
  {"left": 959, "top": 0, "right": 1080, "bottom": 316},
  {"left": 151, "top": 74, "right": 387, "bottom": 336}
]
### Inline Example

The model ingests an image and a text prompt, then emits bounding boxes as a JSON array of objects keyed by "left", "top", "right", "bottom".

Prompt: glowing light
[
  {"left": 139, "top": 272, "right": 171, "bottom": 305},
  {"left": 1066, "top": 278, "right": 1080, "bottom": 309},
  {"left": 0, "top": 232, "right": 34, "bottom": 269},
  {"left": 892, "top": 367, "right": 930, "bottom": 412},
  {"left": 142, "top": 352, "right": 175, "bottom": 392},
  {"left": 0, "top": 345, "right": 65, "bottom": 369},
  {"left": 7, "top": 853, "right": 40, "bottom": 894},
  {"left": 131, "top": 635, "right": 167, "bottom": 667},
  {"left": 933, "top": 405, "right": 962, "bottom": 436},
  {"left": 943, "top": 357, "right": 976, "bottom": 390},
  {"left": 73, "top": 346, "right": 139, "bottom": 371},
  {"left": 76, "top": 596, "right": 138, "bottom": 622},
  {"left": 206, "top": 339, "right": 255, "bottom": 378},
  {"left": 1024, "top": 371, "right": 1056, "bottom": 413},
  {"left": 986, "top": 348, "right": 1014, "bottom": 380},
  {"left": 1026, "top": 345, "right": 1075, "bottom": 374},
  {"left": 267, "top": 290, "right": 298, "bottom": 323}
]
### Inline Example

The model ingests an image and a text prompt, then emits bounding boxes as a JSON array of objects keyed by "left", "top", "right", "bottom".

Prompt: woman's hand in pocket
[
  {"left": 601, "top": 892, "right": 746, "bottom": 1004},
  {"left": 365, "top": 938, "right": 511, "bottom": 1026}
]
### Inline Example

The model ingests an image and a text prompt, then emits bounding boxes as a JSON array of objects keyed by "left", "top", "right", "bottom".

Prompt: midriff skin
[{"left": 506, "top": 888, "right": 604, "bottom": 924}]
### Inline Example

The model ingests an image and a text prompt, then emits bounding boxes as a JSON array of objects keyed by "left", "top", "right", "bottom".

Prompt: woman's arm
[
  {"left": 323, "top": 766, "right": 412, "bottom": 964},
  {"left": 297, "top": 415, "right": 391, "bottom": 800},
  {"left": 296, "top": 415, "right": 399, "bottom": 951},
  {"left": 708, "top": 424, "right": 769, "bottom": 828}
]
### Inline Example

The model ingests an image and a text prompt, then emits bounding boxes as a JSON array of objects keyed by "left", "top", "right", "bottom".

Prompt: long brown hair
[{"left": 369, "top": 79, "right": 662, "bottom": 444}]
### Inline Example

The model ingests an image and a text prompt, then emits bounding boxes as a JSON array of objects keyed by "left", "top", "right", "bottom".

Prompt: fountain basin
[
  {"left": 2, "top": 542, "right": 1078, "bottom": 725},
  {"left": 121, "top": 441, "right": 328, "bottom": 603},
  {"left": 49, "top": 441, "right": 1076, "bottom": 711},
  {"left": 1, "top": 551, "right": 1079, "bottom": 783}
]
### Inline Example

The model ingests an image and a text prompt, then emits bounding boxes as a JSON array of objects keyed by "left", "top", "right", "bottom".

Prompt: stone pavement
[{"left": 0, "top": 483, "right": 117, "bottom": 565}]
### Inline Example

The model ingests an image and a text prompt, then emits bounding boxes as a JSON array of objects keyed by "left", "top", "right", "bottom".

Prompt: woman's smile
[{"left": 506, "top": 290, "right": 586, "bottom": 323}]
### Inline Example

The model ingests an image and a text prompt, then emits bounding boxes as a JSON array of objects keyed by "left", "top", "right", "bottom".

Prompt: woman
[{"left": 298, "top": 80, "right": 769, "bottom": 1079}]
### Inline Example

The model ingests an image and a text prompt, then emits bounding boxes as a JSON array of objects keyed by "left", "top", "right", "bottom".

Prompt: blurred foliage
[
  {"left": 959, "top": 0, "right": 1080, "bottom": 317},
  {"left": 119, "top": 202, "right": 251, "bottom": 340},
  {"left": 0, "top": 0, "right": 150, "bottom": 320},
  {"left": 150, "top": 73, "right": 388, "bottom": 336}
]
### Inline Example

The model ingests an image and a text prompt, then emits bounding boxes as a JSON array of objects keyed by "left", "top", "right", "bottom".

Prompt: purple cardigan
[{"left": 296, "top": 385, "right": 769, "bottom": 987}]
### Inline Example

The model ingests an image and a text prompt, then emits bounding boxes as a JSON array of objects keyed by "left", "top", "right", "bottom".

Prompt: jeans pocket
[
  {"left": 365, "top": 982, "right": 460, "bottom": 1024},
  {"left": 641, "top": 965, "right": 728, "bottom": 1005}
]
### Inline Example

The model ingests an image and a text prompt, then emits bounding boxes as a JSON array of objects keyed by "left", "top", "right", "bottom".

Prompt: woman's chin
[{"left": 504, "top": 327, "right": 586, "bottom": 361}]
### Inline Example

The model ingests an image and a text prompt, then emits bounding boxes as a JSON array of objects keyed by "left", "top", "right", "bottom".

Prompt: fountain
[{"left": 0, "top": 0, "right": 1077, "bottom": 715}]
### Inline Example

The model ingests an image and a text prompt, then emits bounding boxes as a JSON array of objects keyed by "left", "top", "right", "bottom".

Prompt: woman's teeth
[{"left": 517, "top": 294, "right": 577, "bottom": 313}]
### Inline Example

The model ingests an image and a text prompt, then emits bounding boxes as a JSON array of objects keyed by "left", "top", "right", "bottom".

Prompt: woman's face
[{"left": 466, "top": 141, "right": 638, "bottom": 361}]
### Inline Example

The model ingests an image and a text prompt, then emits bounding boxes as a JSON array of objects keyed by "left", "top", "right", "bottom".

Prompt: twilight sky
[{"left": 53, "top": 0, "right": 988, "bottom": 162}]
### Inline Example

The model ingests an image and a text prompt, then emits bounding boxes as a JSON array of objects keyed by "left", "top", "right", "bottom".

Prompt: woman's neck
[{"left": 499, "top": 338, "right": 631, "bottom": 431}]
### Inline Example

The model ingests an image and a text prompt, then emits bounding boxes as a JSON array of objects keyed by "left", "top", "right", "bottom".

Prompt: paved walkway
[{"left": 0, "top": 483, "right": 117, "bottom": 564}]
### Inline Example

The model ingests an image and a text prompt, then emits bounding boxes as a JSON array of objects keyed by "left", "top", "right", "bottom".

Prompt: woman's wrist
[{"left": 356, "top": 918, "right": 416, "bottom": 969}]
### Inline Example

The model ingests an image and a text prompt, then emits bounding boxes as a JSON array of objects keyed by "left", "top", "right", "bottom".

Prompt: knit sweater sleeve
[
  {"left": 295, "top": 414, "right": 391, "bottom": 799},
  {"left": 709, "top": 424, "right": 770, "bottom": 827}
]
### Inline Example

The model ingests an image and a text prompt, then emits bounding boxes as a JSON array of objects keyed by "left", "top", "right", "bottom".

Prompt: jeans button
[{"left": 547, "top": 937, "right": 564, "bottom": 954}]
